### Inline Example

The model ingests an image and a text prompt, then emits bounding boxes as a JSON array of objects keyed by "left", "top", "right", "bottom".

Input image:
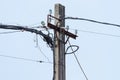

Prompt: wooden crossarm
[{"left": 48, "top": 23, "right": 77, "bottom": 39}]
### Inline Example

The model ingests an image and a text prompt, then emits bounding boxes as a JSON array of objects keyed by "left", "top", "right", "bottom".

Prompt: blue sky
[{"left": 0, "top": 0, "right": 120, "bottom": 80}]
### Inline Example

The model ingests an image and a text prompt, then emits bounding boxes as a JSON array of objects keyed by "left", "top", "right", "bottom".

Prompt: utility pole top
[
  {"left": 47, "top": 4, "right": 77, "bottom": 39},
  {"left": 55, "top": 3, "right": 64, "bottom": 6},
  {"left": 47, "top": 3, "right": 77, "bottom": 80}
]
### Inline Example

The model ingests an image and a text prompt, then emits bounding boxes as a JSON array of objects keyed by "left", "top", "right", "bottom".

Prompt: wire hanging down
[
  {"left": 68, "top": 40, "right": 88, "bottom": 80},
  {"left": 65, "top": 17, "right": 120, "bottom": 28}
]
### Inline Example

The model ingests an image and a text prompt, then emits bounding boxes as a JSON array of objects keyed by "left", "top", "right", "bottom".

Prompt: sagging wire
[
  {"left": 0, "top": 54, "right": 50, "bottom": 63},
  {"left": 67, "top": 40, "right": 88, "bottom": 80},
  {"left": 34, "top": 34, "right": 52, "bottom": 63},
  {"left": 65, "top": 17, "right": 120, "bottom": 28},
  {"left": 37, "top": 45, "right": 52, "bottom": 63}
]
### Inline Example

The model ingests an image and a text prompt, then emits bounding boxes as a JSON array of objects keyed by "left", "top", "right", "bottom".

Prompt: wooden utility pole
[
  {"left": 47, "top": 3, "right": 77, "bottom": 80},
  {"left": 53, "top": 4, "right": 65, "bottom": 80}
]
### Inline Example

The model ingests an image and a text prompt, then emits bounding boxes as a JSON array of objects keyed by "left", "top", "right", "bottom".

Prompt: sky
[{"left": 0, "top": 0, "right": 120, "bottom": 80}]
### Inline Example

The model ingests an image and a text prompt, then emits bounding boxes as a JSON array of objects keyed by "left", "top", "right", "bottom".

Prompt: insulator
[
  {"left": 41, "top": 21, "right": 45, "bottom": 26},
  {"left": 66, "top": 25, "right": 69, "bottom": 31},
  {"left": 75, "top": 29, "right": 78, "bottom": 35},
  {"left": 49, "top": 9, "right": 52, "bottom": 15}
]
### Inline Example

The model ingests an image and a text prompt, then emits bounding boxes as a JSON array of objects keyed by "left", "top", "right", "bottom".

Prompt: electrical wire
[
  {"left": 68, "top": 40, "right": 88, "bottom": 80},
  {"left": 65, "top": 45, "right": 79, "bottom": 54},
  {"left": 65, "top": 17, "right": 120, "bottom": 28},
  {"left": 0, "top": 24, "right": 36, "bottom": 34},
  {"left": 68, "top": 28, "right": 120, "bottom": 38},
  {"left": 37, "top": 45, "right": 52, "bottom": 63},
  {"left": 0, "top": 31, "right": 21, "bottom": 34},
  {"left": 0, "top": 24, "right": 53, "bottom": 48},
  {"left": 2, "top": 28, "right": 120, "bottom": 38},
  {"left": 33, "top": 34, "right": 52, "bottom": 63},
  {"left": 0, "top": 26, "right": 48, "bottom": 35},
  {"left": 0, "top": 54, "right": 51, "bottom": 63}
]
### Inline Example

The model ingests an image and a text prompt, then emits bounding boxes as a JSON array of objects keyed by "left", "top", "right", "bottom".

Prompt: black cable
[
  {"left": 65, "top": 17, "right": 120, "bottom": 28},
  {"left": 0, "top": 31, "right": 21, "bottom": 34},
  {"left": 0, "top": 27, "right": 47, "bottom": 35},
  {"left": 65, "top": 45, "right": 79, "bottom": 54},
  {"left": 0, "top": 54, "right": 50, "bottom": 63},
  {"left": 0, "top": 24, "right": 53, "bottom": 49},
  {"left": 0, "top": 24, "right": 44, "bottom": 35},
  {"left": 68, "top": 40, "right": 88, "bottom": 80}
]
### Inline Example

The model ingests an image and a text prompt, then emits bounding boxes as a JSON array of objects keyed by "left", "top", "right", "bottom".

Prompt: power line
[
  {"left": 2, "top": 28, "right": 120, "bottom": 38},
  {"left": 0, "top": 31, "right": 21, "bottom": 34},
  {"left": 69, "top": 28, "right": 120, "bottom": 38},
  {"left": 68, "top": 40, "right": 88, "bottom": 80},
  {"left": 0, "top": 29, "right": 48, "bottom": 35},
  {"left": 0, "top": 26, "right": 45, "bottom": 34},
  {"left": 33, "top": 33, "right": 52, "bottom": 63},
  {"left": 65, "top": 17, "right": 120, "bottom": 28},
  {"left": 0, "top": 24, "right": 53, "bottom": 48},
  {"left": 0, "top": 54, "right": 50, "bottom": 63},
  {"left": 0, "top": 25, "right": 47, "bottom": 35},
  {"left": 37, "top": 45, "right": 52, "bottom": 63},
  {"left": 0, "top": 24, "right": 45, "bottom": 36}
]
